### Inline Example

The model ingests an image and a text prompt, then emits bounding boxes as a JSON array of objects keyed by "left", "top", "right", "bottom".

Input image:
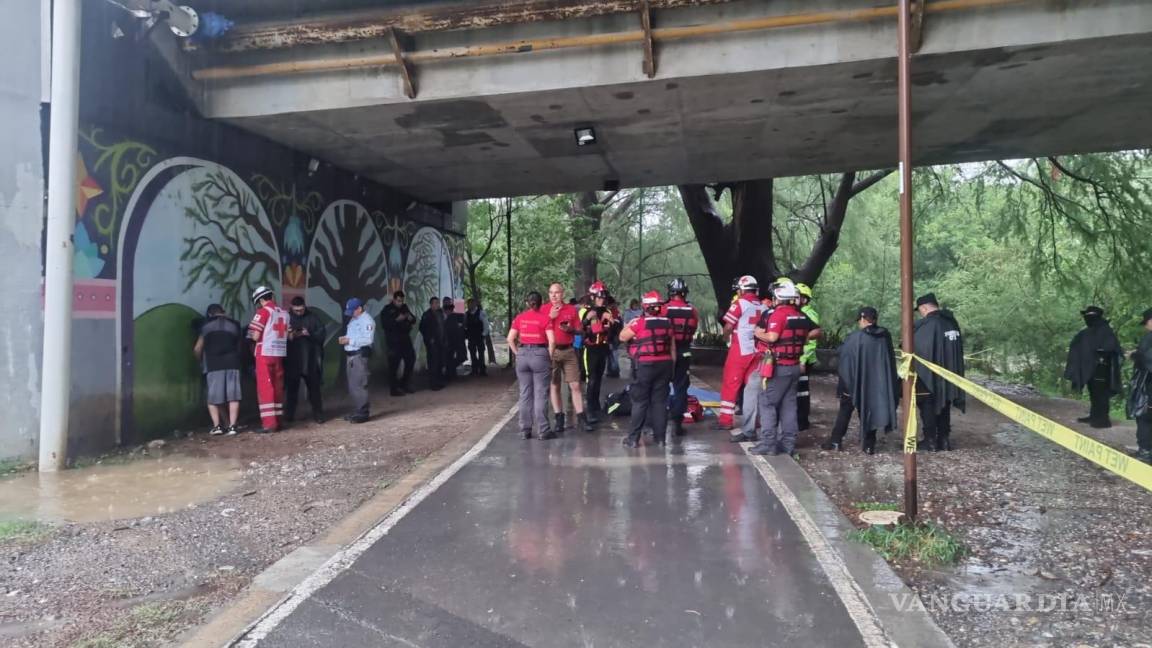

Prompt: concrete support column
[{"left": 39, "top": 0, "right": 83, "bottom": 472}]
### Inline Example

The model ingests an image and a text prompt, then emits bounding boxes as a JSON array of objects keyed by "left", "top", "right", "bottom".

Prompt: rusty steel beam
[
  {"left": 387, "top": 27, "right": 417, "bottom": 99},
  {"left": 210, "top": 0, "right": 736, "bottom": 54},
  {"left": 640, "top": 0, "right": 656, "bottom": 78}
]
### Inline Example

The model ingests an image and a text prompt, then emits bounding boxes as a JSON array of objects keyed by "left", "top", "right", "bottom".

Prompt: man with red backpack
[
  {"left": 749, "top": 283, "right": 821, "bottom": 456},
  {"left": 619, "top": 291, "right": 675, "bottom": 448}
]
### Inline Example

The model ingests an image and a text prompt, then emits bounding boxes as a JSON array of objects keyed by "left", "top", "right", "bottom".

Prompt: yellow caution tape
[
  {"left": 896, "top": 353, "right": 918, "bottom": 454},
  {"left": 902, "top": 352, "right": 1152, "bottom": 493}
]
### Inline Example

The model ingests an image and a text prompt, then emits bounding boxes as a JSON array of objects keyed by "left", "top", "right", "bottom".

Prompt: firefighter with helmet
[
  {"left": 749, "top": 282, "right": 821, "bottom": 456},
  {"left": 619, "top": 291, "right": 675, "bottom": 448},
  {"left": 663, "top": 277, "right": 699, "bottom": 438},
  {"left": 579, "top": 280, "right": 621, "bottom": 425},
  {"left": 717, "top": 275, "right": 768, "bottom": 430},
  {"left": 248, "top": 285, "right": 289, "bottom": 432}
]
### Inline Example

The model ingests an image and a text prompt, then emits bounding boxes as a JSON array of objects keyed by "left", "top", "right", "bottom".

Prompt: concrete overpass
[{"left": 158, "top": 0, "right": 1152, "bottom": 201}]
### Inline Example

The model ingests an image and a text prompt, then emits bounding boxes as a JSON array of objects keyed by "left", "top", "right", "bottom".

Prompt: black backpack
[{"left": 605, "top": 386, "right": 633, "bottom": 416}]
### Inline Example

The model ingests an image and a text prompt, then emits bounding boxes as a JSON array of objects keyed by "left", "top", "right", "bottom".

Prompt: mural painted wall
[{"left": 70, "top": 125, "right": 463, "bottom": 449}]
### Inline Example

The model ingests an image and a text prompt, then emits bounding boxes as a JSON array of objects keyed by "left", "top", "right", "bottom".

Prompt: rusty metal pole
[
  {"left": 898, "top": 0, "right": 918, "bottom": 522},
  {"left": 506, "top": 199, "right": 514, "bottom": 368}
]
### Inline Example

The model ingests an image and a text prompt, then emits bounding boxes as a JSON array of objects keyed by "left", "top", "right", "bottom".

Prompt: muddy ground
[
  {"left": 697, "top": 365, "right": 1152, "bottom": 647},
  {"left": 0, "top": 368, "right": 517, "bottom": 648}
]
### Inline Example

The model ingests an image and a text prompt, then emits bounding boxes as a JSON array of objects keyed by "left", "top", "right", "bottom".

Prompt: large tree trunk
[
  {"left": 569, "top": 191, "right": 601, "bottom": 295},
  {"left": 679, "top": 171, "right": 892, "bottom": 319}
]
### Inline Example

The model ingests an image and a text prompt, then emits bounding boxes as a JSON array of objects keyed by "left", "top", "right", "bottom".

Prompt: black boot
[
  {"left": 521, "top": 429, "right": 533, "bottom": 440},
  {"left": 820, "top": 439, "right": 842, "bottom": 451},
  {"left": 1133, "top": 449, "right": 1152, "bottom": 464},
  {"left": 578, "top": 412, "right": 593, "bottom": 434},
  {"left": 670, "top": 419, "right": 685, "bottom": 437},
  {"left": 935, "top": 432, "right": 952, "bottom": 451},
  {"left": 863, "top": 430, "right": 877, "bottom": 455},
  {"left": 586, "top": 410, "right": 601, "bottom": 425},
  {"left": 554, "top": 413, "right": 566, "bottom": 435}
]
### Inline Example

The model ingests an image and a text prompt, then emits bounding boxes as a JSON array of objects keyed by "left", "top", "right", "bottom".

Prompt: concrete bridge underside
[{"left": 179, "top": 0, "right": 1152, "bottom": 201}]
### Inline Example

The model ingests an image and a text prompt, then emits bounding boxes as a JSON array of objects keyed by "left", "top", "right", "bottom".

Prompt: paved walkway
[{"left": 248, "top": 413, "right": 870, "bottom": 647}]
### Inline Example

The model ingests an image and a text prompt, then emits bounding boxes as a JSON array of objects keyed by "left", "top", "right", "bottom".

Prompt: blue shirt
[{"left": 344, "top": 312, "right": 376, "bottom": 351}]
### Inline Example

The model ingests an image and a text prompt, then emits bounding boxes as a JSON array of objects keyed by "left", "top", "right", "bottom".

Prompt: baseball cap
[
  {"left": 915, "top": 293, "right": 938, "bottom": 308},
  {"left": 1080, "top": 305, "right": 1104, "bottom": 317},
  {"left": 642, "top": 290, "right": 662, "bottom": 306},
  {"left": 344, "top": 298, "right": 364, "bottom": 316},
  {"left": 858, "top": 306, "right": 879, "bottom": 322}
]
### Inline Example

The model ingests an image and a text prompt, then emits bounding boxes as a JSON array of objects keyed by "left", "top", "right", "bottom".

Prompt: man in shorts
[
  {"left": 542, "top": 282, "right": 591, "bottom": 433},
  {"left": 194, "top": 303, "right": 244, "bottom": 435}
]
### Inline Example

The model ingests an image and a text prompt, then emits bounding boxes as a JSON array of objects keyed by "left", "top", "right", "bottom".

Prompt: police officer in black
[
  {"left": 381, "top": 290, "right": 417, "bottom": 396},
  {"left": 419, "top": 297, "right": 447, "bottom": 391}
]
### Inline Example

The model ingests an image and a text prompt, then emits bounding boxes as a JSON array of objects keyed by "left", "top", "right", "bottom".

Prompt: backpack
[{"left": 605, "top": 387, "right": 632, "bottom": 416}]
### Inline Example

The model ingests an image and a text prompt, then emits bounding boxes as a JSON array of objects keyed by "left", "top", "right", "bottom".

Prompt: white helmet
[
  {"left": 736, "top": 275, "right": 758, "bottom": 292},
  {"left": 774, "top": 283, "right": 799, "bottom": 301},
  {"left": 251, "top": 285, "right": 274, "bottom": 304}
]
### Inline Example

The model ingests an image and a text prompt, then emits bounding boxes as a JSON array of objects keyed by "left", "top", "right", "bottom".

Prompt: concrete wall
[
  {"left": 0, "top": 2, "right": 465, "bottom": 460},
  {"left": 0, "top": 1, "right": 46, "bottom": 460}
]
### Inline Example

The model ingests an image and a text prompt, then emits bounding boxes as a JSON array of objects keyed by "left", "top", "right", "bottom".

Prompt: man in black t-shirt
[
  {"left": 194, "top": 303, "right": 245, "bottom": 436},
  {"left": 381, "top": 290, "right": 417, "bottom": 395}
]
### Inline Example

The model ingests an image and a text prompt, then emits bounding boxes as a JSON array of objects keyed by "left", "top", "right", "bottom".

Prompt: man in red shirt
[
  {"left": 748, "top": 283, "right": 820, "bottom": 456},
  {"left": 717, "top": 276, "right": 767, "bottom": 430},
  {"left": 542, "top": 282, "right": 590, "bottom": 433},
  {"left": 248, "top": 286, "right": 289, "bottom": 432},
  {"left": 619, "top": 291, "right": 675, "bottom": 448}
]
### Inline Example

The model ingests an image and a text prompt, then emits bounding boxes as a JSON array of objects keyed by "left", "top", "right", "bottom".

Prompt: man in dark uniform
[
  {"left": 381, "top": 290, "right": 417, "bottom": 396},
  {"left": 821, "top": 307, "right": 900, "bottom": 454},
  {"left": 1128, "top": 308, "right": 1152, "bottom": 464},
  {"left": 465, "top": 298, "right": 488, "bottom": 376},
  {"left": 419, "top": 297, "right": 446, "bottom": 391},
  {"left": 619, "top": 291, "right": 675, "bottom": 448},
  {"left": 285, "top": 297, "right": 326, "bottom": 424},
  {"left": 913, "top": 293, "right": 966, "bottom": 451},
  {"left": 1064, "top": 305, "right": 1123, "bottom": 428},
  {"left": 663, "top": 277, "right": 699, "bottom": 438},
  {"left": 443, "top": 296, "right": 467, "bottom": 381}
]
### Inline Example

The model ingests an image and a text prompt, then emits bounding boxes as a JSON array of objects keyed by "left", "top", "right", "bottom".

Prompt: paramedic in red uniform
[
  {"left": 619, "top": 291, "right": 675, "bottom": 448},
  {"left": 579, "top": 280, "right": 620, "bottom": 425},
  {"left": 716, "top": 276, "right": 767, "bottom": 430},
  {"left": 542, "top": 282, "right": 591, "bottom": 433},
  {"left": 749, "top": 283, "right": 820, "bottom": 456},
  {"left": 248, "top": 285, "right": 289, "bottom": 432},
  {"left": 509, "top": 291, "right": 556, "bottom": 440},
  {"left": 663, "top": 278, "right": 699, "bottom": 438}
]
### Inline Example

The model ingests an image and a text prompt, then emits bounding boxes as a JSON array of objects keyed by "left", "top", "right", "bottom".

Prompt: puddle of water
[{"left": 0, "top": 454, "right": 243, "bottom": 523}]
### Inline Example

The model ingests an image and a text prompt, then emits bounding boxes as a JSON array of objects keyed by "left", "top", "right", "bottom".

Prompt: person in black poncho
[
  {"left": 913, "top": 293, "right": 965, "bottom": 451},
  {"left": 1126, "top": 308, "right": 1152, "bottom": 465},
  {"left": 822, "top": 307, "right": 901, "bottom": 455},
  {"left": 1064, "top": 305, "right": 1123, "bottom": 429}
]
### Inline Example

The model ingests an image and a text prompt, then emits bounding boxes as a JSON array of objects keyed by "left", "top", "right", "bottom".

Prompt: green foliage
[
  {"left": 853, "top": 501, "right": 901, "bottom": 512},
  {"left": 0, "top": 519, "right": 53, "bottom": 544},
  {"left": 133, "top": 304, "right": 206, "bottom": 438},
  {"left": 848, "top": 521, "right": 964, "bottom": 566}
]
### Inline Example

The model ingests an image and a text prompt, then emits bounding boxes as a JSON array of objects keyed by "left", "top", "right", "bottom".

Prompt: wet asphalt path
[{"left": 255, "top": 415, "right": 866, "bottom": 648}]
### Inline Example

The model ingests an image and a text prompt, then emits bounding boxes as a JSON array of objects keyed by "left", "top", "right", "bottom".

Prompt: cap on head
[
  {"left": 858, "top": 306, "right": 879, "bottom": 323},
  {"left": 915, "top": 293, "right": 939, "bottom": 308},
  {"left": 642, "top": 290, "right": 662, "bottom": 308},
  {"left": 667, "top": 277, "right": 688, "bottom": 298},
  {"left": 1142, "top": 308, "right": 1152, "bottom": 325},
  {"left": 737, "top": 275, "right": 758, "bottom": 292},
  {"left": 251, "top": 285, "right": 274, "bottom": 304},
  {"left": 795, "top": 283, "right": 813, "bottom": 299},
  {"left": 589, "top": 280, "right": 607, "bottom": 297},
  {"left": 1080, "top": 305, "right": 1104, "bottom": 317},
  {"left": 344, "top": 298, "right": 364, "bottom": 316}
]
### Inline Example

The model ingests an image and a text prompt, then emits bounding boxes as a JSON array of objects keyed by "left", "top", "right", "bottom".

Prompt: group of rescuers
[
  {"left": 506, "top": 275, "right": 968, "bottom": 455},
  {"left": 199, "top": 277, "right": 1152, "bottom": 464}
]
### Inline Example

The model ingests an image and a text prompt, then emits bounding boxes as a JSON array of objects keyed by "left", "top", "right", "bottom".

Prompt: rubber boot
[
  {"left": 670, "top": 419, "right": 685, "bottom": 437},
  {"left": 555, "top": 413, "right": 566, "bottom": 435},
  {"left": 935, "top": 432, "right": 952, "bottom": 452},
  {"left": 578, "top": 412, "right": 593, "bottom": 434},
  {"left": 586, "top": 409, "right": 601, "bottom": 425},
  {"left": 863, "top": 430, "right": 877, "bottom": 455}
]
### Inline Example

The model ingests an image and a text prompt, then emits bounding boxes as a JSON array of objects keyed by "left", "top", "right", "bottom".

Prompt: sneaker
[
  {"left": 225, "top": 425, "right": 239, "bottom": 436},
  {"left": 209, "top": 425, "right": 224, "bottom": 436},
  {"left": 819, "top": 440, "right": 842, "bottom": 451}
]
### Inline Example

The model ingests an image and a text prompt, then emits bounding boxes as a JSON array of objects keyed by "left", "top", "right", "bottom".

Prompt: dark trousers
[
  {"left": 916, "top": 392, "right": 952, "bottom": 440},
  {"left": 584, "top": 345, "right": 609, "bottom": 413},
  {"left": 284, "top": 368, "right": 323, "bottom": 420},
  {"left": 1088, "top": 378, "right": 1112, "bottom": 426},
  {"left": 628, "top": 361, "right": 673, "bottom": 443},
  {"left": 484, "top": 335, "right": 497, "bottom": 365},
  {"left": 468, "top": 336, "right": 486, "bottom": 374},
  {"left": 388, "top": 340, "right": 415, "bottom": 391},
  {"left": 829, "top": 394, "right": 876, "bottom": 449},
  {"left": 669, "top": 353, "right": 692, "bottom": 421},
  {"left": 425, "top": 341, "right": 445, "bottom": 388},
  {"left": 607, "top": 342, "right": 621, "bottom": 377},
  {"left": 797, "top": 365, "right": 813, "bottom": 430},
  {"left": 753, "top": 364, "right": 802, "bottom": 453},
  {"left": 1138, "top": 416, "right": 1152, "bottom": 451},
  {"left": 347, "top": 355, "right": 370, "bottom": 417}
]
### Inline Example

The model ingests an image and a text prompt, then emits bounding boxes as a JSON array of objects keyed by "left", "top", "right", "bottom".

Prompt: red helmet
[
  {"left": 641, "top": 290, "right": 662, "bottom": 309},
  {"left": 589, "top": 280, "right": 607, "bottom": 297}
]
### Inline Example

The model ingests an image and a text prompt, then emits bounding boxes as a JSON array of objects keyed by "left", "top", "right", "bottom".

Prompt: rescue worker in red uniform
[
  {"left": 542, "top": 282, "right": 591, "bottom": 433},
  {"left": 579, "top": 280, "right": 621, "bottom": 424},
  {"left": 509, "top": 291, "right": 556, "bottom": 440},
  {"left": 749, "top": 283, "right": 821, "bottom": 456},
  {"left": 717, "top": 276, "right": 767, "bottom": 430},
  {"left": 248, "top": 286, "right": 289, "bottom": 432},
  {"left": 619, "top": 291, "right": 675, "bottom": 448},
  {"left": 663, "top": 277, "right": 699, "bottom": 438}
]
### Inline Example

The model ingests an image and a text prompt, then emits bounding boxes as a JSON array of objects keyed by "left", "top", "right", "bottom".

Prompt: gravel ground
[
  {"left": 0, "top": 369, "right": 516, "bottom": 648},
  {"left": 697, "top": 365, "right": 1151, "bottom": 647}
]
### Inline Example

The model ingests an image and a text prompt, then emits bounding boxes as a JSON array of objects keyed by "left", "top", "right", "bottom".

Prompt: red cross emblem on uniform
[{"left": 272, "top": 318, "right": 289, "bottom": 337}]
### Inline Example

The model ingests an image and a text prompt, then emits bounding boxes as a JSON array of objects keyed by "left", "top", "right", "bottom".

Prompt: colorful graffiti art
[{"left": 68, "top": 125, "right": 464, "bottom": 442}]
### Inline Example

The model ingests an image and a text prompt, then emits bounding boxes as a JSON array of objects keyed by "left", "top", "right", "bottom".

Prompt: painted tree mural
[
  {"left": 179, "top": 167, "right": 280, "bottom": 317},
  {"left": 307, "top": 200, "right": 390, "bottom": 322},
  {"left": 404, "top": 227, "right": 457, "bottom": 317}
]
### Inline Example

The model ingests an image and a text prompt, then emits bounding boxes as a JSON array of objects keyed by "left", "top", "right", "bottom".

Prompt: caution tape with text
[{"left": 898, "top": 351, "right": 1152, "bottom": 494}]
